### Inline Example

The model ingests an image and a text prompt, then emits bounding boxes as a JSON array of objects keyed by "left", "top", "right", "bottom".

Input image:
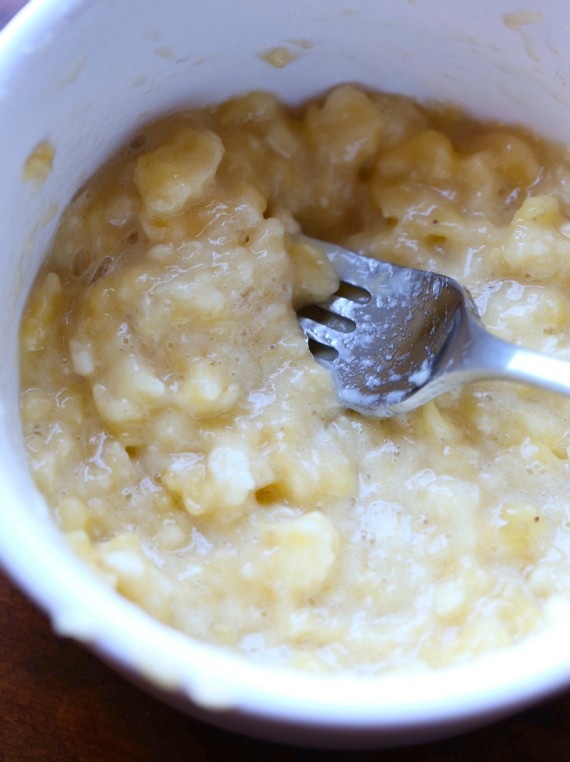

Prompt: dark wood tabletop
[{"left": 3, "top": 1, "right": 570, "bottom": 759}]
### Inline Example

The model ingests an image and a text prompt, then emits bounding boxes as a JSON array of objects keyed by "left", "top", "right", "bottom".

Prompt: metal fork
[{"left": 296, "top": 239, "right": 570, "bottom": 417}]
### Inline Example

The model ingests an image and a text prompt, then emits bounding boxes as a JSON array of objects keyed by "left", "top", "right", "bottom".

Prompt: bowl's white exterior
[{"left": 1, "top": 0, "right": 570, "bottom": 747}]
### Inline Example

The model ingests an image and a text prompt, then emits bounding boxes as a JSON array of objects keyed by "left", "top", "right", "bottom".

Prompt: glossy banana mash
[{"left": 20, "top": 86, "right": 570, "bottom": 673}]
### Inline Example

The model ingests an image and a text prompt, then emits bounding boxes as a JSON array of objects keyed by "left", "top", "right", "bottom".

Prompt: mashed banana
[{"left": 19, "top": 86, "right": 570, "bottom": 673}]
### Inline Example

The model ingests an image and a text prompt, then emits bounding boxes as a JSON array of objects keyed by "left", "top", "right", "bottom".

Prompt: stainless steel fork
[{"left": 296, "top": 239, "right": 570, "bottom": 417}]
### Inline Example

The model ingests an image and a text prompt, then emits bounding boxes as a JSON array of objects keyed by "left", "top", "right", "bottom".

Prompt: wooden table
[{"left": 3, "top": 1, "right": 570, "bottom": 759}]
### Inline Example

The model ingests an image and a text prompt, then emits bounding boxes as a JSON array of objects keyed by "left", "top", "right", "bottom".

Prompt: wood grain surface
[{"left": 3, "top": 1, "right": 570, "bottom": 759}]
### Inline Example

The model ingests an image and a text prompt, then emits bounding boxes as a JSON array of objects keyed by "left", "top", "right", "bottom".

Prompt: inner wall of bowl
[{"left": 2, "top": 0, "right": 570, "bottom": 728}]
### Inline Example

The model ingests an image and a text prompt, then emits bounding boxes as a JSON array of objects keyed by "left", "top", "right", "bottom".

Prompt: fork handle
[{"left": 461, "top": 321, "right": 570, "bottom": 398}]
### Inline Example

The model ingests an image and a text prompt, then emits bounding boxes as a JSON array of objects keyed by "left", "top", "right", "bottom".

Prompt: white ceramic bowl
[{"left": 2, "top": 0, "right": 570, "bottom": 748}]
